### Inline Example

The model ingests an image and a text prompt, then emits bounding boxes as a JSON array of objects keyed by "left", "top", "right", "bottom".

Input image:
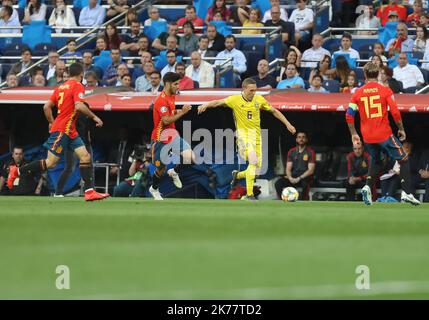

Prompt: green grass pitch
[{"left": 1, "top": 197, "right": 428, "bottom": 299}]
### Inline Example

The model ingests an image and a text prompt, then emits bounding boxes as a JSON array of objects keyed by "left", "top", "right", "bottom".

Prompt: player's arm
[
  {"left": 267, "top": 107, "right": 296, "bottom": 134},
  {"left": 387, "top": 94, "right": 406, "bottom": 141},
  {"left": 161, "top": 104, "right": 192, "bottom": 125},
  {"left": 345, "top": 100, "right": 361, "bottom": 146},
  {"left": 197, "top": 99, "right": 226, "bottom": 114},
  {"left": 43, "top": 100, "right": 56, "bottom": 126},
  {"left": 75, "top": 102, "right": 103, "bottom": 128}
]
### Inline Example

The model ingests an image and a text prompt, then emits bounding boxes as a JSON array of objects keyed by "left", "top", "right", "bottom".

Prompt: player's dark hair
[
  {"left": 364, "top": 62, "right": 379, "bottom": 79},
  {"left": 186, "top": 5, "right": 196, "bottom": 11},
  {"left": 69, "top": 63, "right": 84, "bottom": 77},
  {"left": 242, "top": 77, "right": 257, "bottom": 88},
  {"left": 163, "top": 72, "right": 180, "bottom": 84}
]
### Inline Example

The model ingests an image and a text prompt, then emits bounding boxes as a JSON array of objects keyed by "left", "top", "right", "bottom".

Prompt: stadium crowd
[{"left": 0, "top": 0, "right": 429, "bottom": 202}]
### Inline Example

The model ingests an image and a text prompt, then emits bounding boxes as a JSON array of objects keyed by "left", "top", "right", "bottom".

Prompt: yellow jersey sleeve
[
  {"left": 224, "top": 94, "right": 241, "bottom": 110},
  {"left": 256, "top": 95, "right": 272, "bottom": 111}
]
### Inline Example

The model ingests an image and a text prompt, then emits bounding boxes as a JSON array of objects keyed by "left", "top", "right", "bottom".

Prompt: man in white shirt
[
  {"left": 333, "top": 32, "right": 360, "bottom": 60},
  {"left": 186, "top": 51, "right": 215, "bottom": 88},
  {"left": 393, "top": 53, "right": 425, "bottom": 90},
  {"left": 289, "top": 0, "right": 314, "bottom": 44},
  {"left": 214, "top": 35, "right": 247, "bottom": 87},
  {"left": 301, "top": 34, "right": 331, "bottom": 68},
  {"left": 160, "top": 50, "right": 177, "bottom": 78},
  {"left": 79, "top": 0, "right": 106, "bottom": 27},
  {"left": 355, "top": 4, "right": 381, "bottom": 35},
  {"left": 262, "top": 0, "right": 288, "bottom": 23},
  {"left": 44, "top": 51, "right": 59, "bottom": 81},
  {"left": 0, "top": 5, "right": 20, "bottom": 34},
  {"left": 144, "top": 6, "right": 167, "bottom": 27},
  {"left": 1, "top": 0, "right": 19, "bottom": 25}
]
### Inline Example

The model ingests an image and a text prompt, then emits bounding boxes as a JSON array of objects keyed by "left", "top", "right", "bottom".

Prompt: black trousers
[
  {"left": 275, "top": 176, "right": 312, "bottom": 200},
  {"left": 345, "top": 180, "right": 366, "bottom": 201}
]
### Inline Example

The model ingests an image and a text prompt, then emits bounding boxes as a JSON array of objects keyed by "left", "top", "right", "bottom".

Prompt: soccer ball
[{"left": 281, "top": 187, "right": 299, "bottom": 202}]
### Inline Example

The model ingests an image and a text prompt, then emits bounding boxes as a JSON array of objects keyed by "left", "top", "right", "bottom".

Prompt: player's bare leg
[
  {"left": 75, "top": 146, "right": 109, "bottom": 201},
  {"left": 7, "top": 152, "right": 60, "bottom": 189}
]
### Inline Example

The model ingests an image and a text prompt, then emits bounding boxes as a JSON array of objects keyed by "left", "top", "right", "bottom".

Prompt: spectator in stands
[
  {"left": 393, "top": 53, "right": 424, "bottom": 90},
  {"left": 355, "top": 4, "right": 380, "bottom": 34},
  {"left": 279, "top": 47, "right": 302, "bottom": 80},
  {"left": 5, "top": 73, "right": 18, "bottom": 88},
  {"left": 371, "top": 55, "right": 385, "bottom": 68},
  {"left": 152, "top": 22, "right": 180, "bottom": 53},
  {"left": 85, "top": 70, "right": 99, "bottom": 87},
  {"left": 123, "top": 8, "right": 138, "bottom": 34},
  {"left": 386, "top": 23, "right": 414, "bottom": 57},
  {"left": 164, "top": 36, "right": 185, "bottom": 57},
  {"left": 8, "top": 47, "right": 33, "bottom": 77},
  {"left": 135, "top": 61, "right": 155, "bottom": 92},
  {"left": 1, "top": 0, "right": 19, "bottom": 27},
  {"left": 407, "top": 0, "right": 424, "bottom": 27},
  {"left": 239, "top": 8, "right": 263, "bottom": 34},
  {"left": 0, "top": 146, "right": 44, "bottom": 196},
  {"left": 0, "top": 5, "right": 20, "bottom": 34},
  {"left": 197, "top": 35, "right": 217, "bottom": 60},
  {"left": 277, "top": 63, "right": 305, "bottom": 89},
  {"left": 333, "top": 32, "right": 360, "bottom": 60},
  {"left": 379, "top": 65, "right": 402, "bottom": 93},
  {"left": 48, "top": 0, "right": 77, "bottom": 34},
  {"left": 121, "top": 74, "right": 132, "bottom": 89},
  {"left": 345, "top": 141, "right": 371, "bottom": 201},
  {"left": 63, "top": 66, "right": 70, "bottom": 82},
  {"left": 176, "top": 62, "right": 194, "bottom": 90},
  {"left": 177, "top": 5, "right": 204, "bottom": 32},
  {"left": 301, "top": 34, "right": 331, "bottom": 68},
  {"left": 31, "top": 73, "right": 46, "bottom": 87},
  {"left": 114, "top": 63, "right": 129, "bottom": 86},
  {"left": 136, "top": 35, "right": 154, "bottom": 56},
  {"left": 307, "top": 74, "right": 328, "bottom": 93},
  {"left": 106, "top": 0, "right": 128, "bottom": 20},
  {"left": 205, "top": 0, "right": 231, "bottom": 25},
  {"left": 102, "top": 48, "right": 123, "bottom": 86},
  {"left": 119, "top": 21, "right": 144, "bottom": 55},
  {"left": 330, "top": 55, "right": 355, "bottom": 89},
  {"left": 82, "top": 51, "right": 102, "bottom": 82},
  {"left": 23, "top": 0, "right": 47, "bottom": 23},
  {"left": 43, "top": 50, "right": 60, "bottom": 80},
  {"left": 377, "top": 0, "right": 407, "bottom": 26},
  {"left": 103, "top": 22, "right": 122, "bottom": 50},
  {"left": 206, "top": 24, "right": 225, "bottom": 53},
  {"left": 309, "top": 54, "right": 333, "bottom": 83},
  {"left": 420, "top": 12, "right": 429, "bottom": 27},
  {"left": 146, "top": 70, "right": 163, "bottom": 94},
  {"left": 264, "top": 5, "right": 294, "bottom": 49},
  {"left": 179, "top": 21, "right": 199, "bottom": 56},
  {"left": 62, "top": 39, "right": 82, "bottom": 65},
  {"left": 386, "top": 10, "right": 399, "bottom": 23},
  {"left": 289, "top": 0, "right": 314, "bottom": 45},
  {"left": 186, "top": 51, "right": 215, "bottom": 88},
  {"left": 371, "top": 42, "right": 388, "bottom": 63},
  {"left": 413, "top": 24, "right": 429, "bottom": 53},
  {"left": 274, "top": 131, "right": 315, "bottom": 200},
  {"left": 341, "top": 73, "right": 358, "bottom": 93},
  {"left": 144, "top": 6, "right": 167, "bottom": 27},
  {"left": 251, "top": 59, "right": 277, "bottom": 89},
  {"left": 47, "top": 60, "right": 66, "bottom": 86},
  {"left": 93, "top": 36, "right": 107, "bottom": 56},
  {"left": 79, "top": 0, "right": 106, "bottom": 28},
  {"left": 262, "top": 0, "right": 288, "bottom": 23},
  {"left": 229, "top": 0, "right": 250, "bottom": 25},
  {"left": 417, "top": 149, "right": 429, "bottom": 202},
  {"left": 131, "top": 51, "right": 152, "bottom": 83},
  {"left": 161, "top": 50, "right": 178, "bottom": 78},
  {"left": 214, "top": 35, "right": 247, "bottom": 87}
]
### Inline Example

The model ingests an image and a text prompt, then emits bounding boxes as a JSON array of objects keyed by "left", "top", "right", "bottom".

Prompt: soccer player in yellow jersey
[{"left": 198, "top": 78, "right": 296, "bottom": 200}]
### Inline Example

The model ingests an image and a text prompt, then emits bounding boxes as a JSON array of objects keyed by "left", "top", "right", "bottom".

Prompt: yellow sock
[
  {"left": 245, "top": 164, "right": 256, "bottom": 196},
  {"left": 237, "top": 170, "right": 246, "bottom": 180}
]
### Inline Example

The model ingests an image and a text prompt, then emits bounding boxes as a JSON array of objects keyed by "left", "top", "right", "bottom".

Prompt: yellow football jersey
[{"left": 224, "top": 94, "right": 272, "bottom": 141}]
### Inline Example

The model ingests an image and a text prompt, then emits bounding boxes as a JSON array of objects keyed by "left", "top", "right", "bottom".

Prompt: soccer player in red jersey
[
  {"left": 346, "top": 62, "right": 420, "bottom": 206},
  {"left": 7, "top": 63, "right": 109, "bottom": 201},
  {"left": 149, "top": 72, "right": 195, "bottom": 200}
]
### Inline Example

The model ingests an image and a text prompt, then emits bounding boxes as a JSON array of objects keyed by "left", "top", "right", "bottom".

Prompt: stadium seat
[
  {"left": 359, "top": 50, "right": 372, "bottom": 60},
  {"left": 93, "top": 50, "right": 112, "bottom": 70},
  {"left": 322, "top": 80, "right": 340, "bottom": 93},
  {"left": 329, "top": 42, "right": 340, "bottom": 52},
  {"left": 352, "top": 68, "right": 364, "bottom": 81},
  {"left": 241, "top": 43, "right": 265, "bottom": 54},
  {"left": 411, "top": 51, "right": 424, "bottom": 60},
  {"left": 252, "top": 0, "right": 271, "bottom": 14},
  {"left": 2, "top": 43, "right": 26, "bottom": 56},
  {"left": 34, "top": 43, "right": 57, "bottom": 53},
  {"left": 420, "top": 68, "right": 429, "bottom": 83},
  {"left": 378, "top": 22, "right": 398, "bottom": 47},
  {"left": 144, "top": 20, "right": 168, "bottom": 41},
  {"left": 359, "top": 44, "right": 375, "bottom": 53},
  {"left": 1, "top": 63, "right": 12, "bottom": 79},
  {"left": 22, "top": 22, "right": 52, "bottom": 50},
  {"left": 304, "top": 80, "right": 310, "bottom": 89},
  {"left": 195, "top": 0, "right": 212, "bottom": 20},
  {"left": 72, "top": 7, "right": 82, "bottom": 23},
  {"left": 208, "top": 21, "right": 232, "bottom": 37},
  {"left": 299, "top": 67, "right": 312, "bottom": 81},
  {"left": 243, "top": 50, "right": 263, "bottom": 78}
]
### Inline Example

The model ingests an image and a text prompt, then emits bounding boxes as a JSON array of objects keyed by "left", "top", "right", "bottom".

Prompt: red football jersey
[
  {"left": 49, "top": 79, "right": 85, "bottom": 139},
  {"left": 347, "top": 82, "right": 402, "bottom": 144},
  {"left": 150, "top": 91, "right": 178, "bottom": 144}
]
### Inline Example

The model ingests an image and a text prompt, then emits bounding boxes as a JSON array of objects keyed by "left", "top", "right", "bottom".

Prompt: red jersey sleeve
[
  {"left": 72, "top": 82, "right": 86, "bottom": 104},
  {"left": 155, "top": 97, "right": 171, "bottom": 118},
  {"left": 346, "top": 91, "right": 359, "bottom": 124},
  {"left": 49, "top": 87, "right": 58, "bottom": 105},
  {"left": 385, "top": 89, "right": 402, "bottom": 123}
]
